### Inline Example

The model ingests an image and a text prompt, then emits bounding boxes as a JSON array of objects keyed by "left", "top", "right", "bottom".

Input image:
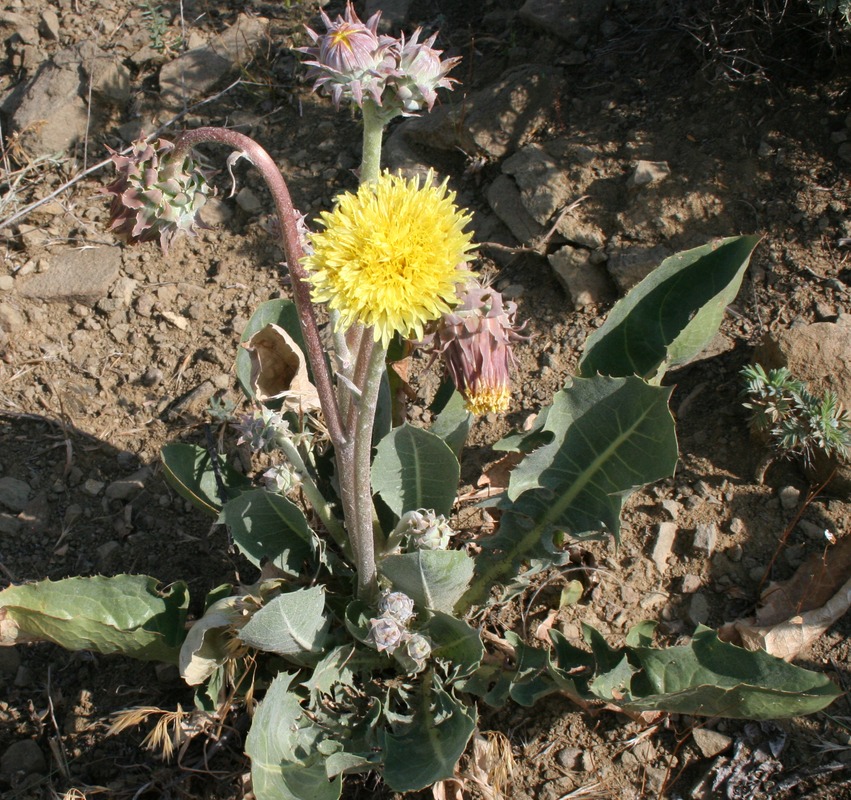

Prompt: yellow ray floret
[{"left": 303, "top": 171, "right": 475, "bottom": 348}]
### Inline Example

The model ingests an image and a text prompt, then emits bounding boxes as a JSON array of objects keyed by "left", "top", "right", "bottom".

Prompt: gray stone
[
  {"left": 778, "top": 485, "right": 801, "bottom": 510},
  {"left": 0, "top": 739, "right": 47, "bottom": 778},
  {"left": 105, "top": 467, "right": 151, "bottom": 501},
  {"left": 38, "top": 9, "right": 60, "bottom": 41},
  {"left": 661, "top": 498, "right": 682, "bottom": 519},
  {"left": 82, "top": 478, "right": 105, "bottom": 497},
  {"left": 693, "top": 523, "right": 718, "bottom": 556},
  {"left": 0, "top": 477, "right": 31, "bottom": 512},
  {"left": 1, "top": 49, "right": 89, "bottom": 155},
  {"left": 486, "top": 174, "right": 545, "bottom": 244},
  {"left": 0, "top": 12, "right": 39, "bottom": 47},
  {"left": 0, "top": 275, "right": 14, "bottom": 292},
  {"left": 692, "top": 728, "right": 732, "bottom": 758},
  {"left": 159, "top": 14, "right": 269, "bottom": 109},
  {"left": 651, "top": 522, "right": 677, "bottom": 573},
  {"left": 397, "top": 65, "right": 561, "bottom": 159},
  {"left": 548, "top": 245, "right": 612, "bottom": 309},
  {"left": 555, "top": 214, "right": 606, "bottom": 250},
  {"left": 628, "top": 160, "right": 671, "bottom": 187},
  {"left": 688, "top": 592, "right": 710, "bottom": 625},
  {"left": 518, "top": 0, "right": 609, "bottom": 45},
  {"left": 681, "top": 574, "right": 702, "bottom": 593},
  {"left": 111, "top": 276, "right": 138, "bottom": 307},
  {"left": 0, "top": 302, "right": 25, "bottom": 331},
  {"left": 503, "top": 143, "right": 573, "bottom": 225},
  {"left": 606, "top": 244, "right": 671, "bottom": 293},
  {"left": 235, "top": 187, "right": 263, "bottom": 214},
  {"left": 19, "top": 247, "right": 121, "bottom": 303}
]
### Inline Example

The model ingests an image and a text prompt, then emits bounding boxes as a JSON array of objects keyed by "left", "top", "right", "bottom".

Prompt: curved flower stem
[
  {"left": 351, "top": 334, "right": 388, "bottom": 599},
  {"left": 171, "top": 127, "right": 346, "bottom": 449}
]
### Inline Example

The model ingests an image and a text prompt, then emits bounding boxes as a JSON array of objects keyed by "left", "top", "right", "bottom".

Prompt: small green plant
[
  {"left": 742, "top": 363, "right": 851, "bottom": 463},
  {"left": 0, "top": 4, "right": 841, "bottom": 798},
  {"left": 139, "top": 0, "right": 182, "bottom": 54}
]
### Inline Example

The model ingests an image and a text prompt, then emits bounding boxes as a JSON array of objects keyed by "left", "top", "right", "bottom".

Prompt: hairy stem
[{"left": 360, "top": 100, "right": 384, "bottom": 183}]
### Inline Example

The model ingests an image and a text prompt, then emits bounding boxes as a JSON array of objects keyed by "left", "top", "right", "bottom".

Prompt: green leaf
[
  {"left": 464, "top": 376, "right": 677, "bottom": 603},
  {"left": 219, "top": 489, "right": 315, "bottom": 575},
  {"left": 372, "top": 424, "right": 460, "bottom": 518},
  {"left": 246, "top": 672, "right": 342, "bottom": 800},
  {"left": 239, "top": 587, "right": 329, "bottom": 661},
  {"left": 379, "top": 550, "right": 474, "bottom": 614},
  {"left": 606, "top": 626, "right": 841, "bottom": 719},
  {"left": 236, "top": 299, "right": 308, "bottom": 401},
  {"left": 161, "top": 443, "right": 252, "bottom": 516},
  {"left": 0, "top": 575, "right": 188, "bottom": 663},
  {"left": 578, "top": 235, "right": 760, "bottom": 382},
  {"left": 429, "top": 390, "right": 472, "bottom": 458},
  {"left": 383, "top": 675, "right": 476, "bottom": 792},
  {"left": 424, "top": 611, "right": 484, "bottom": 680}
]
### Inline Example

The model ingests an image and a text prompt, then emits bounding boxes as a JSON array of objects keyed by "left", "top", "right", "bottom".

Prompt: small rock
[
  {"left": 111, "top": 276, "right": 138, "bottom": 307},
  {"left": 64, "top": 504, "right": 83, "bottom": 526},
  {"left": 135, "top": 293, "right": 156, "bottom": 317},
  {"left": 96, "top": 540, "right": 121, "bottom": 569},
  {"left": 661, "top": 498, "right": 682, "bottom": 519},
  {"left": 693, "top": 522, "right": 718, "bottom": 556},
  {"left": 0, "top": 476, "right": 32, "bottom": 512},
  {"left": 19, "top": 247, "right": 121, "bottom": 304},
  {"left": 105, "top": 468, "right": 150, "bottom": 501},
  {"left": 727, "top": 544, "right": 744, "bottom": 562},
  {"left": 486, "top": 174, "right": 545, "bottom": 244},
  {"left": 235, "top": 187, "right": 263, "bottom": 214},
  {"left": 0, "top": 275, "right": 14, "bottom": 292},
  {"left": 556, "top": 746, "right": 582, "bottom": 769},
  {"left": 688, "top": 592, "right": 710, "bottom": 625},
  {"left": 38, "top": 9, "right": 60, "bottom": 40},
  {"left": 0, "top": 739, "right": 47, "bottom": 778},
  {"left": 799, "top": 519, "right": 826, "bottom": 541},
  {"left": 651, "top": 521, "right": 677, "bottom": 572},
  {"left": 681, "top": 574, "right": 702, "bottom": 593},
  {"left": 692, "top": 728, "right": 732, "bottom": 758},
  {"left": 628, "top": 160, "right": 671, "bottom": 187},
  {"left": 778, "top": 485, "right": 801, "bottom": 510},
  {"left": 82, "top": 478, "right": 105, "bottom": 497},
  {"left": 141, "top": 367, "right": 163, "bottom": 387},
  {"left": 729, "top": 517, "right": 746, "bottom": 535},
  {"left": 0, "top": 302, "right": 25, "bottom": 331},
  {"left": 160, "top": 311, "right": 190, "bottom": 330},
  {"left": 548, "top": 245, "right": 612, "bottom": 309}
]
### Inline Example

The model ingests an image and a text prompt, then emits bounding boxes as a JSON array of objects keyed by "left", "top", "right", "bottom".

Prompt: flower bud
[
  {"left": 378, "top": 591, "right": 415, "bottom": 624},
  {"left": 393, "top": 508, "right": 455, "bottom": 551},
  {"left": 404, "top": 633, "right": 432, "bottom": 664},
  {"left": 104, "top": 137, "right": 211, "bottom": 252},
  {"left": 263, "top": 463, "right": 302, "bottom": 494},
  {"left": 386, "top": 30, "right": 460, "bottom": 114},
  {"left": 428, "top": 279, "right": 528, "bottom": 415},
  {"left": 234, "top": 407, "right": 292, "bottom": 453},
  {"left": 299, "top": 2, "right": 395, "bottom": 109},
  {"left": 366, "top": 615, "right": 406, "bottom": 653}
]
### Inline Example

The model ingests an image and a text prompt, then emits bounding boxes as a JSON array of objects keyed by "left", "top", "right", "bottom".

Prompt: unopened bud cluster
[
  {"left": 300, "top": 2, "right": 459, "bottom": 117},
  {"left": 104, "top": 137, "right": 211, "bottom": 252},
  {"left": 393, "top": 508, "right": 455, "bottom": 551},
  {"left": 235, "top": 407, "right": 293, "bottom": 454},
  {"left": 366, "top": 590, "right": 431, "bottom": 671}
]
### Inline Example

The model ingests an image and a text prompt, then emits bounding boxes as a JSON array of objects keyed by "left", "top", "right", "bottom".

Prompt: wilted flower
[
  {"left": 299, "top": 2, "right": 395, "bottom": 109},
  {"left": 386, "top": 29, "right": 460, "bottom": 114},
  {"left": 378, "top": 591, "right": 416, "bottom": 624},
  {"left": 393, "top": 508, "right": 455, "bottom": 551},
  {"left": 428, "top": 279, "right": 527, "bottom": 415},
  {"left": 104, "top": 137, "right": 211, "bottom": 251},
  {"left": 404, "top": 633, "right": 432, "bottom": 664},
  {"left": 303, "top": 171, "right": 474, "bottom": 348},
  {"left": 366, "top": 615, "right": 406, "bottom": 653}
]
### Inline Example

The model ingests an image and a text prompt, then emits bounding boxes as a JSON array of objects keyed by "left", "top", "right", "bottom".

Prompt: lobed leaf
[
  {"left": 0, "top": 575, "right": 188, "bottom": 663},
  {"left": 578, "top": 235, "right": 760, "bottom": 382},
  {"left": 246, "top": 672, "right": 342, "bottom": 800}
]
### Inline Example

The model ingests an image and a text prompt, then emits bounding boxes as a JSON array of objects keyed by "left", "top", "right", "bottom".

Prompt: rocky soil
[{"left": 2, "top": 0, "right": 851, "bottom": 798}]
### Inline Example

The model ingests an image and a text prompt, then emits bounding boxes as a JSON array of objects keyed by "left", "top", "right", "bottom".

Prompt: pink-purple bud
[
  {"left": 366, "top": 615, "right": 406, "bottom": 653},
  {"left": 429, "top": 279, "right": 528, "bottom": 416},
  {"left": 378, "top": 591, "right": 416, "bottom": 624},
  {"left": 388, "top": 30, "right": 460, "bottom": 113},
  {"left": 103, "top": 137, "right": 211, "bottom": 252}
]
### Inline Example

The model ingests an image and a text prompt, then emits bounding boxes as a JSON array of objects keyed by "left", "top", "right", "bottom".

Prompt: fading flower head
[
  {"left": 303, "top": 171, "right": 474, "bottom": 348},
  {"left": 104, "top": 137, "right": 210, "bottom": 252},
  {"left": 299, "top": 2, "right": 395, "bottom": 109},
  {"left": 429, "top": 279, "right": 528, "bottom": 415},
  {"left": 388, "top": 29, "right": 460, "bottom": 114}
]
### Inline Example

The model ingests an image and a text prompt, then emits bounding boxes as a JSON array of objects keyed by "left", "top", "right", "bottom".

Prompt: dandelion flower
[{"left": 304, "top": 171, "right": 474, "bottom": 348}]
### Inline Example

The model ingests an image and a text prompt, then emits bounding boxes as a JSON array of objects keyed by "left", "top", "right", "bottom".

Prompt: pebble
[
  {"left": 728, "top": 517, "right": 746, "bottom": 535},
  {"left": 0, "top": 275, "right": 13, "bottom": 292},
  {"left": 556, "top": 746, "right": 582, "bottom": 769},
  {"left": 236, "top": 187, "right": 263, "bottom": 214},
  {"left": 0, "top": 476, "right": 32, "bottom": 512},
  {"left": 628, "top": 160, "right": 671, "bottom": 187},
  {"left": 64, "top": 504, "right": 83, "bottom": 525},
  {"left": 0, "top": 302, "right": 25, "bottom": 331},
  {"left": 82, "top": 478, "right": 105, "bottom": 497},
  {"left": 651, "top": 522, "right": 677, "bottom": 573},
  {"left": 778, "top": 485, "right": 801, "bottom": 510},
  {"left": 692, "top": 728, "right": 732, "bottom": 758},
  {"left": 681, "top": 574, "right": 702, "bottom": 593},
  {"left": 688, "top": 593, "right": 710, "bottom": 625},
  {"left": 0, "top": 739, "right": 47, "bottom": 778},
  {"left": 105, "top": 467, "right": 150, "bottom": 500},
  {"left": 692, "top": 522, "right": 717, "bottom": 556},
  {"left": 660, "top": 498, "right": 682, "bottom": 519},
  {"left": 96, "top": 540, "right": 121, "bottom": 569},
  {"left": 141, "top": 367, "right": 163, "bottom": 387}
]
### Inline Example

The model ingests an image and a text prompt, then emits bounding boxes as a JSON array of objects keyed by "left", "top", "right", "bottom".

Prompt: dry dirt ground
[{"left": 2, "top": 1, "right": 851, "bottom": 798}]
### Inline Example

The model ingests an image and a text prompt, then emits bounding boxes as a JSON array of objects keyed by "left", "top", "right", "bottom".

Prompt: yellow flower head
[{"left": 304, "top": 171, "right": 475, "bottom": 348}]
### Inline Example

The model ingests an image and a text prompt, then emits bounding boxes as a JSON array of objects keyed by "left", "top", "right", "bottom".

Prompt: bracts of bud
[{"left": 427, "top": 279, "right": 528, "bottom": 416}]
